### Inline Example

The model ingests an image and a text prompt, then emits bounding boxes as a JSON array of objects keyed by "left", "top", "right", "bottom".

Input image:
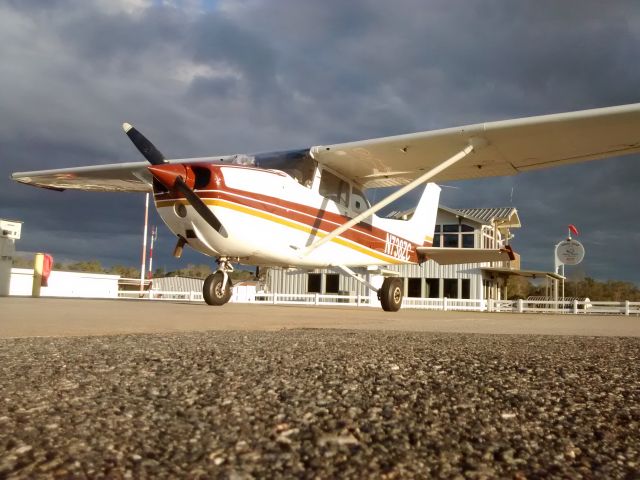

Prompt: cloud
[{"left": 0, "top": 0, "right": 639, "bottom": 283}]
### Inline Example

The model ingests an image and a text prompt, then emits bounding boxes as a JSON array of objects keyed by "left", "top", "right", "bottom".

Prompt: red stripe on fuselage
[{"left": 154, "top": 165, "right": 427, "bottom": 263}]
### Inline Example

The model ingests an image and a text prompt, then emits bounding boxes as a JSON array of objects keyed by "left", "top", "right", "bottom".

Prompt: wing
[
  {"left": 310, "top": 103, "right": 640, "bottom": 188},
  {"left": 11, "top": 157, "right": 223, "bottom": 192},
  {"left": 12, "top": 161, "right": 153, "bottom": 192}
]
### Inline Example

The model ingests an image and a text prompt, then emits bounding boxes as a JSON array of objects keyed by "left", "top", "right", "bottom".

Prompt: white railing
[
  {"left": 116, "top": 290, "right": 640, "bottom": 315},
  {"left": 252, "top": 292, "right": 372, "bottom": 307},
  {"left": 119, "top": 290, "right": 204, "bottom": 302}
]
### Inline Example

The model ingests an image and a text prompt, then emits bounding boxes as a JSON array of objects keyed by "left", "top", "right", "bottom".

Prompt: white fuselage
[{"left": 154, "top": 164, "right": 424, "bottom": 268}]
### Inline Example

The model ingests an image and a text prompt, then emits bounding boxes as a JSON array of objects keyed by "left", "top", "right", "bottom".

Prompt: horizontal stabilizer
[{"left": 417, "top": 246, "right": 515, "bottom": 265}]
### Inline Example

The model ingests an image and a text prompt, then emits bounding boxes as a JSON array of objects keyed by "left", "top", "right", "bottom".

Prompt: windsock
[{"left": 568, "top": 224, "right": 579, "bottom": 237}]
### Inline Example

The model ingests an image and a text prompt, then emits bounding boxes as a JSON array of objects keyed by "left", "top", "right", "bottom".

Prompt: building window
[
  {"left": 308, "top": 273, "right": 321, "bottom": 293},
  {"left": 443, "top": 279, "right": 458, "bottom": 299},
  {"left": 462, "top": 234, "right": 475, "bottom": 248},
  {"left": 425, "top": 278, "right": 439, "bottom": 298},
  {"left": 407, "top": 278, "right": 422, "bottom": 297},
  {"left": 443, "top": 233, "right": 459, "bottom": 247},
  {"left": 436, "top": 223, "right": 475, "bottom": 248},
  {"left": 325, "top": 274, "right": 340, "bottom": 294},
  {"left": 461, "top": 279, "right": 471, "bottom": 299}
]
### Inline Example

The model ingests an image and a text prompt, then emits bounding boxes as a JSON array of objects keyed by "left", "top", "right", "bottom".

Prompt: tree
[
  {"left": 108, "top": 265, "right": 141, "bottom": 278},
  {"left": 11, "top": 256, "right": 34, "bottom": 268}
]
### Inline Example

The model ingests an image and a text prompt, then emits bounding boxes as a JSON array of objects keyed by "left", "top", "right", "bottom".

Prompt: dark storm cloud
[{"left": 0, "top": 0, "right": 638, "bottom": 281}]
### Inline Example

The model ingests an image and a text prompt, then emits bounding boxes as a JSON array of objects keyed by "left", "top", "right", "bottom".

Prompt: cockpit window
[
  {"left": 351, "top": 187, "right": 370, "bottom": 213},
  {"left": 319, "top": 169, "right": 350, "bottom": 207},
  {"left": 253, "top": 149, "right": 316, "bottom": 188}
]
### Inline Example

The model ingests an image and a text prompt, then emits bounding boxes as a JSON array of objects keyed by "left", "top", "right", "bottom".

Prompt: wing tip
[{"left": 122, "top": 122, "right": 133, "bottom": 133}]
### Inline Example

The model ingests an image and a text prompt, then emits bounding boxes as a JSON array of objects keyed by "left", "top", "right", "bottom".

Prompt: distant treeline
[
  {"left": 507, "top": 276, "right": 640, "bottom": 301},
  {"left": 12, "top": 256, "right": 638, "bottom": 300}
]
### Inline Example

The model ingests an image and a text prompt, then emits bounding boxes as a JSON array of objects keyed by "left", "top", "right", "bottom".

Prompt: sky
[{"left": 1, "top": 0, "right": 639, "bottom": 283}]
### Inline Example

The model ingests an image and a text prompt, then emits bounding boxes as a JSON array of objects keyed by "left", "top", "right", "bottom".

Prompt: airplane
[{"left": 11, "top": 103, "right": 640, "bottom": 311}]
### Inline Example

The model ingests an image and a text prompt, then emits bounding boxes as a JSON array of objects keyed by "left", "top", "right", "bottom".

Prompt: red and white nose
[{"left": 148, "top": 164, "right": 195, "bottom": 189}]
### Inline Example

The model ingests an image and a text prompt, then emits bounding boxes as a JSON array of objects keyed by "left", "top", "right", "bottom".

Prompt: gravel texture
[{"left": 1, "top": 330, "right": 639, "bottom": 479}]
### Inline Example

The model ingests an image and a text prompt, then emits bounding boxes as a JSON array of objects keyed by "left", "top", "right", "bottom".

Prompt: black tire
[
  {"left": 203, "top": 271, "right": 232, "bottom": 306},
  {"left": 378, "top": 277, "right": 403, "bottom": 312}
]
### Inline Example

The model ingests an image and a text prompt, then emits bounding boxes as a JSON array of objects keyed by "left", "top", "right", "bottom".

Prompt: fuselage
[{"left": 153, "top": 163, "right": 426, "bottom": 268}]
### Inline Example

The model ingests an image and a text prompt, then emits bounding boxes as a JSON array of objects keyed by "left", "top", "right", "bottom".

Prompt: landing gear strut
[
  {"left": 203, "top": 257, "right": 234, "bottom": 306},
  {"left": 378, "top": 277, "right": 403, "bottom": 312}
]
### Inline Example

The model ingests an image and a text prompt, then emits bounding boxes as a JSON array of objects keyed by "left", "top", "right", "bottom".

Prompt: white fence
[{"left": 117, "top": 290, "right": 640, "bottom": 315}]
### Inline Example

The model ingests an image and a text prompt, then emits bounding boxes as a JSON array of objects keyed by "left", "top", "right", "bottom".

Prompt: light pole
[
  {"left": 139, "top": 193, "right": 149, "bottom": 295},
  {"left": 148, "top": 226, "right": 157, "bottom": 279}
]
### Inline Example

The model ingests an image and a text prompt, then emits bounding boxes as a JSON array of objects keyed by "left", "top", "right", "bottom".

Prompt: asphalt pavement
[{"left": 1, "top": 329, "right": 639, "bottom": 478}]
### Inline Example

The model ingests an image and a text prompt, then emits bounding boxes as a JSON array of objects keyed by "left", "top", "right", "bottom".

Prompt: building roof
[
  {"left": 455, "top": 207, "right": 521, "bottom": 228},
  {"left": 387, "top": 205, "right": 521, "bottom": 228},
  {"left": 481, "top": 267, "right": 564, "bottom": 281}
]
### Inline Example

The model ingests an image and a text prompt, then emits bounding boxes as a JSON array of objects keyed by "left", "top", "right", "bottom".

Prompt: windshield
[{"left": 253, "top": 149, "right": 317, "bottom": 187}]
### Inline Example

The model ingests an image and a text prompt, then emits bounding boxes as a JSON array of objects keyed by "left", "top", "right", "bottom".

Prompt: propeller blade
[
  {"left": 173, "top": 176, "right": 227, "bottom": 237},
  {"left": 122, "top": 123, "right": 166, "bottom": 165},
  {"left": 173, "top": 236, "right": 187, "bottom": 258}
]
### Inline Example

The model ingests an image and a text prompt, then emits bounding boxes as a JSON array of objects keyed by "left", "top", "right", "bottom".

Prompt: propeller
[
  {"left": 123, "top": 123, "right": 166, "bottom": 165},
  {"left": 123, "top": 123, "right": 227, "bottom": 237}
]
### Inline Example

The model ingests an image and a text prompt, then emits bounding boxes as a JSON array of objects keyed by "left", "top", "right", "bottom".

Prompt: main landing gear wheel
[
  {"left": 378, "top": 277, "right": 403, "bottom": 312},
  {"left": 203, "top": 271, "right": 232, "bottom": 306}
]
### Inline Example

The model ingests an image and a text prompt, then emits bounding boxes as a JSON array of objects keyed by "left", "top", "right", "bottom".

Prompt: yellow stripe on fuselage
[{"left": 155, "top": 198, "right": 406, "bottom": 265}]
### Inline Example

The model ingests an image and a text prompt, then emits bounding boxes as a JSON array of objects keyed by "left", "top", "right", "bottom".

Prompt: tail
[{"left": 404, "top": 182, "right": 441, "bottom": 245}]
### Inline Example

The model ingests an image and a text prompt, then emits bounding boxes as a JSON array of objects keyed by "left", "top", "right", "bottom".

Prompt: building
[{"left": 266, "top": 205, "right": 531, "bottom": 301}]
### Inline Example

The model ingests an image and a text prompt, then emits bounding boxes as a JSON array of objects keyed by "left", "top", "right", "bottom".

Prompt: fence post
[
  {"left": 314, "top": 293, "right": 319, "bottom": 305},
  {"left": 443, "top": 297, "right": 448, "bottom": 311},
  {"left": 357, "top": 291, "right": 361, "bottom": 307},
  {"left": 571, "top": 299, "right": 577, "bottom": 314},
  {"left": 488, "top": 298, "right": 493, "bottom": 312},
  {"left": 517, "top": 299, "right": 523, "bottom": 313},
  {"left": 625, "top": 300, "right": 630, "bottom": 316}
]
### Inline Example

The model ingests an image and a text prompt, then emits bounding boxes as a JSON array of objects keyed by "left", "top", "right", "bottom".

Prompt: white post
[
  {"left": 139, "top": 193, "right": 149, "bottom": 295},
  {"left": 573, "top": 299, "right": 578, "bottom": 314},
  {"left": 272, "top": 293, "right": 277, "bottom": 304},
  {"left": 443, "top": 297, "right": 448, "bottom": 312},
  {"left": 625, "top": 300, "right": 630, "bottom": 316},
  {"left": 517, "top": 299, "right": 523, "bottom": 313},
  {"left": 314, "top": 293, "right": 320, "bottom": 305},
  {"left": 31, "top": 252, "right": 44, "bottom": 298}
]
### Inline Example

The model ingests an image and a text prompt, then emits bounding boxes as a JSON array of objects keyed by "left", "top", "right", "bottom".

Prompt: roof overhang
[{"left": 481, "top": 267, "right": 564, "bottom": 281}]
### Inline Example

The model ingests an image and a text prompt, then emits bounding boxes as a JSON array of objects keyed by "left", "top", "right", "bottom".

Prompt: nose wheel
[{"left": 203, "top": 258, "right": 234, "bottom": 306}]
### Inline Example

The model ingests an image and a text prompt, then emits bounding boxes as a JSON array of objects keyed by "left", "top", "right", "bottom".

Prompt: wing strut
[
  {"left": 304, "top": 143, "right": 476, "bottom": 255},
  {"left": 336, "top": 265, "right": 381, "bottom": 293}
]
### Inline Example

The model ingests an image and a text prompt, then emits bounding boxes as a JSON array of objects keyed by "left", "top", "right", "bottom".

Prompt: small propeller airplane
[{"left": 11, "top": 103, "right": 640, "bottom": 311}]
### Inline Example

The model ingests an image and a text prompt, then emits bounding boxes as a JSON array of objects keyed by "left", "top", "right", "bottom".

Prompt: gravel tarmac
[{"left": 1, "top": 330, "right": 639, "bottom": 479}]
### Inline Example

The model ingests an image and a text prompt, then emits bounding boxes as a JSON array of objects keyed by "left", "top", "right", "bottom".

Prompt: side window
[
  {"left": 350, "top": 187, "right": 369, "bottom": 213},
  {"left": 319, "top": 169, "right": 350, "bottom": 207}
]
